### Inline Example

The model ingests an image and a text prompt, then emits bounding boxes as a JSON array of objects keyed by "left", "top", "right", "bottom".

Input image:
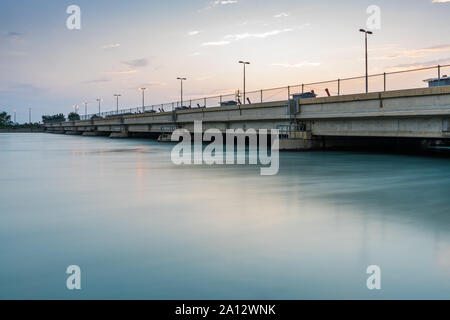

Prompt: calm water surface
[{"left": 1, "top": 133, "right": 450, "bottom": 299}]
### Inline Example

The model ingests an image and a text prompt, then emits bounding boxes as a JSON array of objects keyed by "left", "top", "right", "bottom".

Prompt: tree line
[
  {"left": 42, "top": 112, "right": 80, "bottom": 123},
  {"left": 0, "top": 111, "right": 80, "bottom": 127}
]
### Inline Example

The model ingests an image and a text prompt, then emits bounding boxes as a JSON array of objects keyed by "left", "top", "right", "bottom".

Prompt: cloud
[
  {"left": 224, "top": 28, "right": 294, "bottom": 41},
  {"left": 225, "top": 28, "right": 294, "bottom": 41},
  {"left": 143, "top": 82, "right": 167, "bottom": 87},
  {"left": 202, "top": 0, "right": 238, "bottom": 10},
  {"left": 121, "top": 58, "right": 148, "bottom": 67},
  {"left": 82, "top": 79, "right": 110, "bottom": 84},
  {"left": 274, "top": 12, "right": 289, "bottom": 18},
  {"left": 373, "top": 54, "right": 402, "bottom": 60},
  {"left": 6, "top": 31, "right": 23, "bottom": 38},
  {"left": 188, "top": 30, "right": 201, "bottom": 36},
  {"left": 411, "top": 44, "right": 450, "bottom": 53},
  {"left": 202, "top": 26, "right": 303, "bottom": 46},
  {"left": 3, "top": 31, "right": 24, "bottom": 43},
  {"left": 374, "top": 44, "right": 450, "bottom": 60},
  {"left": 195, "top": 75, "right": 214, "bottom": 81},
  {"left": 432, "top": 0, "right": 450, "bottom": 3},
  {"left": 0, "top": 82, "right": 45, "bottom": 95},
  {"left": 270, "top": 62, "right": 321, "bottom": 68},
  {"left": 128, "top": 82, "right": 167, "bottom": 89},
  {"left": 213, "top": 0, "right": 238, "bottom": 5},
  {"left": 386, "top": 58, "right": 450, "bottom": 71},
  {"left": 402, "top": 44, "right": 450, "bottom": 58},
  {"left": 102, "top": 70, "right": 137, "bottom": 75},
  {"left": 202, "top": 40, "right": 231, "bottom": 46},
  {"left": 1, "top": 51, "right": 28, "bottom": 57},
  {"left": 101, "top": 43, "right": 121, "bottom": 49}
]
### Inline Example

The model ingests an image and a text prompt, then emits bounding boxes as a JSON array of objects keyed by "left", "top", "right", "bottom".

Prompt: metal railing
[{"left": 78, "top": 64, "right": 450, "bottom": 121}]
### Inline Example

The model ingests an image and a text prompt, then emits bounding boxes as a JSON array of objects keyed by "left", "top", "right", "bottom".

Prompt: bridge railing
[{"left": 78, "top": 64, "right": 450, "bottom": 121}]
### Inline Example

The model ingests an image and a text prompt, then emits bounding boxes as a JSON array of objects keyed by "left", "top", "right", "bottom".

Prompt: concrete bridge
[{"left": 45, "top": 86, "right": 450, "bottom": 150}]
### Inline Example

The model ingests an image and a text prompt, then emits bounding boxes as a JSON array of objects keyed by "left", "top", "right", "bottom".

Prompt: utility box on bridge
[{"left": 424, "top": 75, "right": 450, "bottom": 87}]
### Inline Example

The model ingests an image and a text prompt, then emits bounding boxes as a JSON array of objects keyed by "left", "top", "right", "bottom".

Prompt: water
[{"left": 1, "top": 133, "right": 450, "bottom": 299}]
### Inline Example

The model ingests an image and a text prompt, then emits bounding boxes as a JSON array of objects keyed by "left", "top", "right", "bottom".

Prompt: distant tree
[
  {"left": 0, "top": 111, "right": 12, "bottom": 127},
  {"left": 68, "top": 112, "right": 80, "bottom": 121},
  {"left": 42, "top": 113, "right": 66, "bottom": 123}
]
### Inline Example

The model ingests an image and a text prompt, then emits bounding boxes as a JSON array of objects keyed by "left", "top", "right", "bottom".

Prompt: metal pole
[
  {"left": 139, "top": 88, "right": 147, "bottom": 112},
  {"left": 359, "top": 29, "right": 372, "bottom": 93},
  {"left": 438, "top": 65, "right": 441, "bottom": 86},
  {"left": 288, "top": 86, "right": 290, "bottom": 100},
  {"left": 261, "top": 90, "right": 263, "bottom": 103},
  {"left": 177, "top": 77, "right": 186, "bottom": 107},
  {"left": 14, "top": 110, "right": 16, "bottom": 123},
  {"left": 114, "top": 94, "right": 121, "bottom": 114},
  {"left": 365, "top": 32, "right": 368, "bottom": 93},
  {"left": 243, "top": 64, "right": 246, "bottom": 104},
  {"left": 302, "top": 84, "right": 304, "bottom": 94},
  {"left": 338, "top": 79, "right": 340, "bottom": 96},
  {"left": 383, "top": 73, "right": 386, "bottom": 91},
  {"left": 29, "top": 108, "right": 31, "bottom": 123},
  {"left": 239, "top": 61, "right": 250, "bottom": 104},
  {"left": 84, "top": 102, "right": 87, "bottom": 116}
]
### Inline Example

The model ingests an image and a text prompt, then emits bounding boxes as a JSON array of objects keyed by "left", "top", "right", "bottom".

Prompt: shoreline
[{"left": 0, "top": 128, "right": 45, "bottom": 133}]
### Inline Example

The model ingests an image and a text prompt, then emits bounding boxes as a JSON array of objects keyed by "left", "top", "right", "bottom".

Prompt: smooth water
[{"left": 1, "top": 133, "right": 450, "bottom": 299}]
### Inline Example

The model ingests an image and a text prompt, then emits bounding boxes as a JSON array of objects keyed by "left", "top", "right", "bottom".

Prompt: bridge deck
[{"left": 45, "top": 86, "right": 450, "bottom": 141}]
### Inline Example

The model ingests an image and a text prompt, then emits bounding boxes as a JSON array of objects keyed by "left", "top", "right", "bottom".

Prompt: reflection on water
[{"left": 1, "top": 133, "right": 450, "bottom": 299}]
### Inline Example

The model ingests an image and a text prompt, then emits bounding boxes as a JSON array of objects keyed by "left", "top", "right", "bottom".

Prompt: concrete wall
[{"left": 311, "top": 117, "right": 447, "bottom": 138}]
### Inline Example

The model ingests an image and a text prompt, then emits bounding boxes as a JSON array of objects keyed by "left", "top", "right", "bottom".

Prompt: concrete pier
[
  {"left": 109, "top": 132, "right": 130, "bottom": 138},
  {"left": 82, "top": 131, "right": 109, "bottom": 137}
]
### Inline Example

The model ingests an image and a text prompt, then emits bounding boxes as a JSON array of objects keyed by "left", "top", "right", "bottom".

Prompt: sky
[{"left": 0, "top": 0, "right": 449, "bottom": 122}]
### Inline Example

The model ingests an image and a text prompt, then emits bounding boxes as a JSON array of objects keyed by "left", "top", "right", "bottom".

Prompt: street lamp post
[
  {"left": 114, "top": 94, "right": 121, "bottom": 115},
  {"left": 177, "top": 77, "right": 187, "bottom": 107},
  {"left": 28, "top": 108, "right": 31, "bottom": 123},
  {"left": 139, "top": 88, "right": 147, "bottom": 111},
  {"left": 96, "top": 98, "right": 103, "bottom": 116},
  {"left": 83, "top": 102, "right": 88, "bottom": 117},
  {"left": 239, "top": 61, "right": 250, "bottom": 104},
  {"left": 359, "top": 29, "right": 373, "bottom": 93},
  {"left": 13, "top": 109, "right": 16, "bottom": 123}
]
